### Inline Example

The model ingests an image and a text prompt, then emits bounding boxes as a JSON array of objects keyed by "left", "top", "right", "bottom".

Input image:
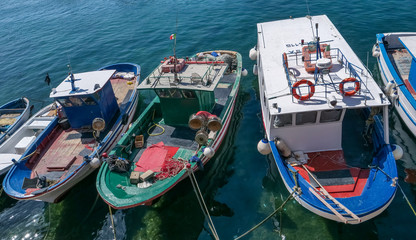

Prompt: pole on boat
[{"left": 383, "top": 105, "right": 389, "bottom": 144}]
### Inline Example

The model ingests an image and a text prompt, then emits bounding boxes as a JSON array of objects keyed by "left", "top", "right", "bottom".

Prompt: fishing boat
[
  {"left": 0, "top": 97, "right": 31, "bottom": 175},
  {"left": 3, "top": 63, "right": 140, "bottom": 202},
  {"left": 252, "top": 15, "right": 398, "bottom": 224},
  {"left": 0, "top": 97, "right": 30, "bottom": 146},
  {"left": 96, "top": 50, "right": 242, "bottom": 209},
  {"left": 373, "top": 33, "right": 416, "bottom": 137}
]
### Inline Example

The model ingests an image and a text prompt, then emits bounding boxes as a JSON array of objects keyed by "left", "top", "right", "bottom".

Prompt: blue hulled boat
[
  {"left": 3, "top": 63, "right": 140, "bottom": 202},
  {"left": 373, "top": 33, "right": 416, "bottom": 137},
  {"left": 253, "top": 15, "right": 398, "bottom": 224}
]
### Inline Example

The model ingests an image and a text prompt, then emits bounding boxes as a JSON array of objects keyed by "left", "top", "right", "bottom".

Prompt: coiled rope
[
  {"left": 187, "top": 166, "right": 219, "bottom": 240},
  {"left": 148, "top": 110, "right": 165, "bottom": 136},
  {"left": 234, "top": 191, "right": 295, "bottom": 240}
]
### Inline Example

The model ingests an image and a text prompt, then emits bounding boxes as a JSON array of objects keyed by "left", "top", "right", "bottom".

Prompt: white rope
[{"left": 187, "top": 167, "right": 219, "bottom": 240}]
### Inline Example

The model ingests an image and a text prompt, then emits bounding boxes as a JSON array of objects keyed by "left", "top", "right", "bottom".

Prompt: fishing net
[{"left": 155, "top": 158, "right": 186, "bottom": 180}]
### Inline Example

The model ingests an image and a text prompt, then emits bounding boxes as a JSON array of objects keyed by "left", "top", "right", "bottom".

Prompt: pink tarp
[{"left": 134, "top": 142, "right": 179, "bottom": 172}]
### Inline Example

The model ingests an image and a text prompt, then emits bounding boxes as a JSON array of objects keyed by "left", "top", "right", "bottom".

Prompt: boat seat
[
  {"left": 15, "top": 136, "right": 36, "bottom": 154},
  {"left": 27, "top": 120, "right": 50, "bottom": 130}
]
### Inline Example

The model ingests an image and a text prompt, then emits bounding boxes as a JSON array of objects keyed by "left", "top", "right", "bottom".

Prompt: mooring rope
[
  {"left": 42, "top": 204, "right": 51, "bottom": 240},
  {"left": 397, "top": 183, "right": 416, "bottom": 216},
  {"left": 234, "top": 191, "right": 295, "bottom": 240},
  {"left": 108, "top": 205, "right": 117, "bottom": 240},
  {"left": 0, "top": 185, "right": 3, "bottom": 197},
  {"left": 375, "top": 166, "right": 416, "bottom": 217},
  {"left": 187, "top": 167, "right": 219, "bottom": 240}
]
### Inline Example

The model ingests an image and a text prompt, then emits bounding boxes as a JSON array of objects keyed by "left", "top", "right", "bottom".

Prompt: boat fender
[
  {"left": 249, "top": 47, "right": 257, "bottom": 61},
  {"left": 203, "top": 147, "right": 215, "bottom": 158},
  {"left": 253, "top": 64, "right": 258, "bottom": 75},
  {"left": 390, "top": 89, "right": 398, "bottom": 104},
  {"left": 90, "top": 157, "right": 101, "bottom": 168},
  {"left": 257, "top": 138, "right": 271, "bottom": 155},
  {"left": 292, "top": 79, "right": 315, "bottom": 100},
  {"left": 274, "top": 138, "right": 291, "bottom": 158},
  {"left": 242, "top": 68, "right": 248, "bottom": 77},
  {"left": 339, "top": 78, "right": 360, "bottom": 96},
  {"left": 372, "top": 44, "right": 380, "bottom": 58},
  {"left": 392, "top": 144, "right": 403, "bottom": 160},
  {"left": 384, "top": 81, "right": 395, "bottom": 95}
]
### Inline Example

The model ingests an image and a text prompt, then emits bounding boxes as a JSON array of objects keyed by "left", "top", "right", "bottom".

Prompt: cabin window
[
  {"left": 320, "top": 109, "right": 342, "bottom": 123},
  {"left": 273, "top": 114, "right": 292, "bottom": 128},
  {"left": 69, "top": 97, "right": 83, "bottom": 107},
  {"left": 182, "top": 90, "right": 196, "bottom": 99},
  {"left": 296, "top": 111, "right": 317, "bottom": 125},
  {"left": 81, "top": 96, "right": 97, "bottom": 105},
  {"left": 57, "top": 98, "right": 73, "bottom": 107},
  {"left": 156, "top": 89, "right": 182, "bottom": 98}
]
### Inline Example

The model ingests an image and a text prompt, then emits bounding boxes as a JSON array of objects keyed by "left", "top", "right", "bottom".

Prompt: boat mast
[{"left": 173, "top": 17, "right": 178, "bottom": 83}]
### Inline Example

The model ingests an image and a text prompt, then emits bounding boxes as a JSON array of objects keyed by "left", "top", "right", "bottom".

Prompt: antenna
[
  {"left": 173, "top": 16, "right": 178, "bottom": 83},
  {"left": 67, "top": 56, "right": 76, "bottom": 91}
]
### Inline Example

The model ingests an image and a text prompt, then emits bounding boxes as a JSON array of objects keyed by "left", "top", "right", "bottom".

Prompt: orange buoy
[
  {"left": 292, "top": 79, "right": 315, "bottom": 100},
  {"left": 339, "top": 77, "right": 360, "bottom": 96}
]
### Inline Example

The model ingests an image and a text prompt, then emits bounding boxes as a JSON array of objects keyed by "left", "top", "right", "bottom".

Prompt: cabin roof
[
  {"left": 50, "top": 70, "right": 115, "bottom": 98},
  {"left": 399, "top": 36, "right": 416, "bottom": 60},
  {"left": 257, "top": 15, "right": 389, "bottom": 115},
  {"left": 137, "top": 61, "right": 228, "bottom": 92}
]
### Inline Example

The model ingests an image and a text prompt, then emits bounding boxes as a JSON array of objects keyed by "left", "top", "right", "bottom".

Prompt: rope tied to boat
[
  {"left": 234, "top": 191, "right": 295, "bottom": 240},
  {"left": 187, "top": 165, "right": 219, "bottom": 240},
  {"left": 373, "top": 165, "right": 416, "bottom": 217},
  {"left": 108, "top": 205, "right": 117, "bottom": 240}
]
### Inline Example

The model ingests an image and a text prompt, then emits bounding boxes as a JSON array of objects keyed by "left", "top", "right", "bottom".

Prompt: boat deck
[
  {"left": 27, "top": 77, "right": 135, "bottom": 183},
  {"left": 388, "top": 49, "right": 415, "bottom": 97},
  {"left": 292, "top": 150, "right": 369, "bottom": 198}
]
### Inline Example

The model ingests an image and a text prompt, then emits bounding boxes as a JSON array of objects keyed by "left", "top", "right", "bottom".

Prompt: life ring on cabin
[
  {"left": 339, "top": 77, "right": 360, "bottom": 96},
  {"left": 283, "top": 53, "right": 288, "bottom": 68},
  {"left": 292, "top": 79, "right": 315, "bottom": 100}
]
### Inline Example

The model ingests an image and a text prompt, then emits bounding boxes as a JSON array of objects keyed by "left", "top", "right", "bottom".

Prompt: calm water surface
[{"left": 1, "top": 0, "right": 416, "bottom": 239}]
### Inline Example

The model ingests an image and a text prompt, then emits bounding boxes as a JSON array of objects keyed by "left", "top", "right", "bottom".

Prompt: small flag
[
  {"left": 169, "top": 34, "right": 176, "bottom": 40},
  {"left": 45, "top": 73, "right": 51, "bottom": 86}
]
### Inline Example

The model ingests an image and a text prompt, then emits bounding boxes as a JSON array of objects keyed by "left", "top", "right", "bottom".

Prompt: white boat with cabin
[{"left": 253, "top": 15, "right": 397, "bottom": 224}]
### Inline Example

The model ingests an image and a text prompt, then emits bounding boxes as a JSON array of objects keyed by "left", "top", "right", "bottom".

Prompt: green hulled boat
[{"left": 96, "top": 50, "right": 243, "bottom": 209}]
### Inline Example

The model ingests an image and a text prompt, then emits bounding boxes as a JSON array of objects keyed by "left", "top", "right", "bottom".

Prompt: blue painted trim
[{"left": 397, "top": 99, "right": 416, "bottom": 126}]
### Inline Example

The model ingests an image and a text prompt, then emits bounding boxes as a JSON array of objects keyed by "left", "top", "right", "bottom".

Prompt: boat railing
[{"left": 285, "top": 47, "right": 369, "bottom": 100}]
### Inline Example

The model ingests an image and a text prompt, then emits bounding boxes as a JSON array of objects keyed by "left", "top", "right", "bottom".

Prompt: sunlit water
[{"left": 0, "top": 0, "right": 416, "bottom": 239}]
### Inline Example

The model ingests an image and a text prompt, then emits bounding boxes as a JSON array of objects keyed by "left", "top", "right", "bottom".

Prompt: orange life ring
[
  {"left": 339, "top": 77, "right": 360, "bottom": 96},
  {"left": 283, "top": 53, "right": 288, "bottom": 68},
  {"left": 292, "top": 79, "right": 315, "bottom": 100}
]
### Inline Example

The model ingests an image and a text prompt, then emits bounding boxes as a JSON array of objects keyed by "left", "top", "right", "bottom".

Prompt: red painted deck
[{"left": 293, "top": 150, "right": 369, "bottom": 198}]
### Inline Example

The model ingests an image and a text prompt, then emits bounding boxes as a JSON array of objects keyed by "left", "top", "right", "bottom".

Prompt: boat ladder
[{"left": 302, "top": 165, "right": 361, "bottom": 224}]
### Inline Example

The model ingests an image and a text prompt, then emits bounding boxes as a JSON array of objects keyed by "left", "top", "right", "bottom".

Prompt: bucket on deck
[
  {"left": 207, "top": 116, "right": 222, "bottom": 132},
  {"left": 58, "top": 118, "right": 70, "bottom": 130},
  {"left": 189, "top": 114, "right": 207, "bottom": 130}
]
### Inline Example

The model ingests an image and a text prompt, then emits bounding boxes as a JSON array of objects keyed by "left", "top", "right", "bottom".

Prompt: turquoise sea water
[{"left": 1, "top": 0, "right": 416, "bottom": 239}]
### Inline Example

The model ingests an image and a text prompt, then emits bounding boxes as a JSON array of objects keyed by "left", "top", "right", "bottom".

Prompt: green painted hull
[{"left": 96, "top": 51, "right": 242, "bottom": 209}]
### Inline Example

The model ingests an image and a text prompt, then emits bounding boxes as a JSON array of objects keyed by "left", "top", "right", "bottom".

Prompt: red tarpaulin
[{"left": 134, "top": 142, "right": 179, "bottom": 172}]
